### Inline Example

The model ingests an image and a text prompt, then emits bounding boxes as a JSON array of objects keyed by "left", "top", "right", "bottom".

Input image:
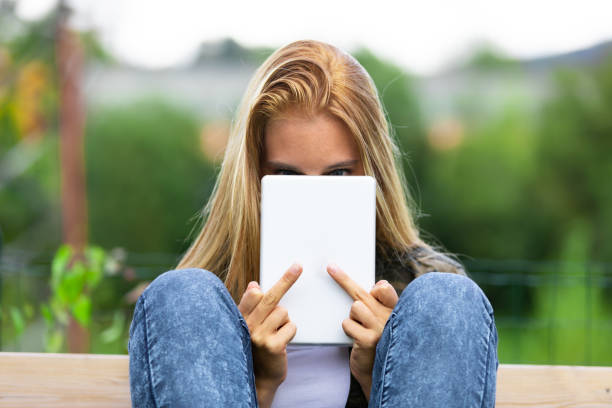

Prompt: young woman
[{"left": 128, "top": 39, "right": 499, "bottom": 408}]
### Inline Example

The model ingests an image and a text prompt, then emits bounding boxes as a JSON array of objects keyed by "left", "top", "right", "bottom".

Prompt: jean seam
[
  {"left": 211, "top": 273, "right": 255, "bottom": 407},
  {"left": 239, "top": 316, "right": 256, "bottom": 408},
  {"left": 141, "top": 293, "right": 160, "bottom": 408},
  {"left": 478, "top": 309, "right": 496, "bottom": 408},
  {"left": 216, "top": 270, "right": 257, "bottom": 405},
  {"left": 377, "top": 311, "right": 397, "bottom": 408}
]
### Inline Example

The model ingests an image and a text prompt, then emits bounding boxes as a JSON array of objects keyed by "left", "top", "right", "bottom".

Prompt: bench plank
[
  {"left": 1, "top": 352, "right": 611, "bottom": 407},
  {"left": 496, "top": 364, "right": 612, "bottom": 407},
  {"left": 0, "top": 352, "right": 130, "bottom": 407}
]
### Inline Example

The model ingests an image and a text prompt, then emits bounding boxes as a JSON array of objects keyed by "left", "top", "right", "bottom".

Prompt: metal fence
[{"left": 1, "top": 249, "right": 611, "bottom": 365}]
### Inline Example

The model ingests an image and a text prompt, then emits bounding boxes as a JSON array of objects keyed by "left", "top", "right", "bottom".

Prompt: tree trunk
[{"left": 56, "top": 2, "right": 90, "bottom": 353}]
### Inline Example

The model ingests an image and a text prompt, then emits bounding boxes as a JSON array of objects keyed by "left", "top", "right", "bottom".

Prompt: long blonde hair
[{"left": 177, "top": 39, "right": 429, "bottom": 302}]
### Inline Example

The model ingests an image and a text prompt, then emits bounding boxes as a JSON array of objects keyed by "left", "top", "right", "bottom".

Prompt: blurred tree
[
  {"left": 531, "top": 219, "right": 611, "bottom": 365},
  {"left": 0, "top": 4, "right": 114, "bottom": 252},
  {"left": 353, "top": 48, "right": 429, "bottom": 229},
  {"left": 85, "top": 99, "right": 217, "bottom": 254},
  {"left": 534, "top": 58, "right": 612, "bottom": 263},
  {"left": 421, "top": 102, "right": 538, "bottom": 260},
  {"left": 530, "top": 56, "right": 612, "bottom": 338},
  {"left": 0, "top": 6, "right": 57, "bottom": 151},
  {"left": 191, "top": 37, "right": 274, "bottom": 67},
  {"left": 464, "top": 45, "right": 519, "bottom": 71}
]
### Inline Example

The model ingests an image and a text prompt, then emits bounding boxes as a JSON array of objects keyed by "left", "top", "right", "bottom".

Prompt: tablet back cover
[{"left": 259, "top": 175, "right": 376, "bottom": 345}]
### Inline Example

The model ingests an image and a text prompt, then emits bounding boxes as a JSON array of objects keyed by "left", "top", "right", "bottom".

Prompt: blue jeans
[{"left": 128, "top": 269, "right": 498, "bottom": 407}]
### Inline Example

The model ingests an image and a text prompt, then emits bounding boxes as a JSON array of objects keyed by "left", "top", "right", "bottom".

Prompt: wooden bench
[{"left": 1, "top": 352, "right": 611, "bottom": 407}]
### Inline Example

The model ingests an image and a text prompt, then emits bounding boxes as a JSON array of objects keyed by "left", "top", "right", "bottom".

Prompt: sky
[{"left": 14, "top": 0, "right": 612, "bottom": 75}]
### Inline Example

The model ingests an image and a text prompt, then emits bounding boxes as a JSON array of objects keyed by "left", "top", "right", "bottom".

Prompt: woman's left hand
[{"left": 327, "top": 263, "right": 399, "bottom": 401}]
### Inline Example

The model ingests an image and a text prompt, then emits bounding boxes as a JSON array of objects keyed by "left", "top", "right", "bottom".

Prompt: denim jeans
[{"left": 128, "top": 269, "right": 498, "bottom": 407}]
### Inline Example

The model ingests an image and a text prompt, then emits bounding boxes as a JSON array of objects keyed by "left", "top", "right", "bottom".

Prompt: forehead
[{"left": 263, "top": 109, "right": 359, "bottom": 163}]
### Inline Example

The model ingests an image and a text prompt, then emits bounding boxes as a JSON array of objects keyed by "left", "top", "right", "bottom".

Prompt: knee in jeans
[
  {"left": 396, "top": 272, "right": 494, "bottom": 320},
  {"left": 148, "top": 267, "right": 223, "bottom": 293},
  {"left": 141, "top": 268, "right": 227, "bottom": 305}
]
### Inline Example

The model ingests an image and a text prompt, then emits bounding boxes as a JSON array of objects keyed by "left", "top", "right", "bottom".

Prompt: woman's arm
[{"left": 255, "top": 376, "right": 282, "bottom": 408}]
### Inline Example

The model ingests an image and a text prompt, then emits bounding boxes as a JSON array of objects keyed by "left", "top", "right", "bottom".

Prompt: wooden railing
[{"left": 1, "top": 352, "right": 611, "bottom": 407}]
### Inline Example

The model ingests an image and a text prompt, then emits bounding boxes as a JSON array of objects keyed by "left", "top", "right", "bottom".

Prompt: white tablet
[{"left": 259, "top": 175, "right": 376, "bottom": 345}]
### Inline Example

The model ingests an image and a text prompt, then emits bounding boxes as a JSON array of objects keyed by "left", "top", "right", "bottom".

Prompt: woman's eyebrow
[
  {"left": 265, "top": 159, "right": 359, "bottom": 172},
  {"left": 323, "top": 159, "right": 359, "bottom": 171},
  {"left": 265, "top": 161, "right": 303, "bottom": 173}
]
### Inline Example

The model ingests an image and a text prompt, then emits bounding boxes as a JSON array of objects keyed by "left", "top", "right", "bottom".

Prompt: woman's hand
[
  {"left": 238, "top": 263, "right": 302, "bottom": 408},
  {"left": 327, "top": 263, "right": 398, "bottom": 401}
]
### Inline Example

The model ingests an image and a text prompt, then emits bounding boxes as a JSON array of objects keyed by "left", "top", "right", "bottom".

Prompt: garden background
[{"left": 1, "top": 1, "right": 611, "bottom": 365}]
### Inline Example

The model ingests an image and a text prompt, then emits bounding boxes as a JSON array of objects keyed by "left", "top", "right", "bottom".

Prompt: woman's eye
[
  {"left": 327, "top": 168, "right": 350, "bottom": 176},
  {"left": 274, "top": 168, "right": 350, "bottom": 176},
  {"left": 276, "top": 169, "right": 298, "bottom": 175}
]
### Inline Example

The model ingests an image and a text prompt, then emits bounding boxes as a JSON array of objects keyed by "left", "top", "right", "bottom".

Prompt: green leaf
[
  {"left": 100, "top": 310, "right": 126, "bottom": 343},
  {"left": 45, "top": 329, "right": 64, "bottom": 353},
  {"left": 23, "top": 303, "right": 34, "bottom": 319},
  {"left": 40, "top": 304, "right": 55, "bottom": 326},
  {"left": 10, "top": 306, "right": 25, "bottom": 336},
  {"left": 86, "top": 246, "right": 106, "bottom": 271},
  {"left": 51, "top": 244, "right": 72, "bottom": 290},
  {"left": 58, "top": 262, "right": 86, "bottom": 303},
  {"left": 71, "top": 295, "right": 91, "bottom": 327},
  {"left": 84, "top": 246, "right": 105, "bottom": 288},
  {"left": 85, "top": 267, "right": 103, "bottom": 288},
  {"left": 51, "top": 298, "right": 69, "bottom": 326}
]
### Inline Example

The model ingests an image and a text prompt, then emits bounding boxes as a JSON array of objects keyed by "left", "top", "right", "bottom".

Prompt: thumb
[
  {"left": 247, "top": 281, "right": 260, "bottom": 290},
  {"left": 371, "top": 281, "right": 398, "bottom": 309}
]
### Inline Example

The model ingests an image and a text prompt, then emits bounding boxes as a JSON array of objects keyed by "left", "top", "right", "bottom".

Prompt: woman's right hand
[{"left": 238, "top": 263, "right": 302, "bottom": 408}]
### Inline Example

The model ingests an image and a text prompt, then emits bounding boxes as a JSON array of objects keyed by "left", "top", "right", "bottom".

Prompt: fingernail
[
  {"left": 289, "top": 262, "right": 302, "bottom": 277},
  {"left": 327, "top": 262, "right": 338, "bottom": 276},
  {"left": 247, "top": 281, "right": 259, "bottom": 290},
  {"left": 377, "top": 280, "right": 389, "bottom": 287}
]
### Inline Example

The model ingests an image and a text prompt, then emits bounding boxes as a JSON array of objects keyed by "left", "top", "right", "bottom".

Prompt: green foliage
[
  {"left": 465, "top": 46, "right": 519, "bottom": 71},
  {"left": 1, "top": 12, "right": 611, "bottom": 364},
  {"left": 79, "top": 30, "right": 115, "bottom": 64},
  {"left": 421, "top": 102, "right": 538, "bottom": 259},
  {"left": 0, "top": 146, "right": 57, "bottom": 247},
  {"left": 521, "top": 59, "right": 612, "bottom": 362},
  {"left": 41, "top": 244, "right": 106, "bottom": 352},
  {"left": 100, "top": 310, "right": 126, "bottom": 344},
  {"left": 354, "top": 47, "right": 425, "bottom": 152},
  {"left": 357, "top": 46, "right": 612, "bottom": 367},
  {"left": 9, "top": 306, "right": 25, "bottom": 337},
  {"left": 535, "top": 58, "right": 612, "bottom": 262},
  {"left": 85, "top": 99, "right": 217, "bottom": 254},
  {"left": 192, "top": 37, "right": 274, "bottom": 66},
  {"left": 4, "top": 11, "right": 57, "bottom": 66},
  {"left": 500, "top": 220, "right": 612, "bottom": 365},
  {"left": 353, "top": 47, "right": 427, "bottom": 220}
]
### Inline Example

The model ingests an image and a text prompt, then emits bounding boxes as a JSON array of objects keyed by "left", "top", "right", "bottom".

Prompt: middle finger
[
  {"left": 350, "top": 300, "right": 378, "bottom": 329},
  {"left": 259, "top": 306, "right": 290, "bottom": 333}
]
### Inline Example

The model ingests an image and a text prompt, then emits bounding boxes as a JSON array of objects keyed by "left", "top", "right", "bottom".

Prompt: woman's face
[{"left": 261, "top": 108, "right": 365, "bottom": 177}]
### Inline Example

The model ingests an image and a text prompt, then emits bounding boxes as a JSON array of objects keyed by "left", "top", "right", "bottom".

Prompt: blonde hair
[{"left": 177, "top": 39, "right": 430, "bottom": 302}]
